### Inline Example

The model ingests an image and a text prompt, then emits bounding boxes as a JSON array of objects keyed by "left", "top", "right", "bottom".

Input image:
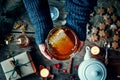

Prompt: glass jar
[
  {"left": 17, "top": 34, "right": 30, "bottom": 48},
  {"left": 45, "top": 26, "right": 80, "bottom": 60}
]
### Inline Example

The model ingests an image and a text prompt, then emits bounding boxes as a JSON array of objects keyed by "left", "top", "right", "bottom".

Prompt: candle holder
[
  {"left": 39, "top": 65, "right": 54, "bottom": 80},
  {"left": 91, "top": 46, "right": 100, "bottom": 55},
  {"left": 16, "top": 23, "right": 30, "bottom": 48},
  {"left": 16, "top": 34, "right": 30, "bottom": 48}
]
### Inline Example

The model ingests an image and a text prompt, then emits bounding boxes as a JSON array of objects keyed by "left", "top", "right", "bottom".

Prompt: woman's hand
[
  {"left": 38, "top": 40, "right": 84, "bottom": 60},
  {"left": 38, "top": 43, "right": 52, "bottom": 60},
  {"left": 77, "top": 41, "right": 85, "bottom": 52}
]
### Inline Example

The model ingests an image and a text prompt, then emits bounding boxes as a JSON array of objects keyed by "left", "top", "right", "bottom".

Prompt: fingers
[
  {"left": 77, "top": 41, "right": 84, "bottom": 52},
  {"left": 38, "top": 41, "right": 84, "bottom": 60},
  {"left": 38, "top": 44, "right": 52, "bottom": 60}
]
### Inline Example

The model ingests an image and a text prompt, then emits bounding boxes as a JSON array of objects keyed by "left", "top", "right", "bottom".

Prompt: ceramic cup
[{"left": 50, "top": 6, "right": 59, "bottom": 21}]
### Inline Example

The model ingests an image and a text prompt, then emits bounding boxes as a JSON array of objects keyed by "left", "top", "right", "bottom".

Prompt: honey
[{"left": 46, "top": 27, "right": 79, "bottom": 60}]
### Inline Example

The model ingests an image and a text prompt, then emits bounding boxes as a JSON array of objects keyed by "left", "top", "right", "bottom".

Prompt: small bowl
[{"left": 50, "top": 6, "right": 59, "bottom": 21}]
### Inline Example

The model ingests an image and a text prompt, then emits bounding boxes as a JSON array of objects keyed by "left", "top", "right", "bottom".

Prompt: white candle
[
  {"left": 40, "top": 68, "right": 49, "bottom": 78},
  {"left": 91, "top": 46, "right": 100, "bottom": 55}
]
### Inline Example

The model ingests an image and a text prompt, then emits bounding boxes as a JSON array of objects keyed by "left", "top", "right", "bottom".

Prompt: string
[{"left": 5, "top": 57, "right": 31, "bottom": 80}]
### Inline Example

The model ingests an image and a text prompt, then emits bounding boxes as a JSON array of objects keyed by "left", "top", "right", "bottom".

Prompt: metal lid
[{"left": 78, "top": 59, "right": 107, "bottom": 80}]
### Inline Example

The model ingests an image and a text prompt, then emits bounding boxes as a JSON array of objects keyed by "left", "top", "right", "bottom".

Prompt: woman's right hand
[
  {"left": 38, "top": 43, "right": 52, "bottom": 60},
  {"left": 77, "top": 41, "right": 84, "bottom": 52}
]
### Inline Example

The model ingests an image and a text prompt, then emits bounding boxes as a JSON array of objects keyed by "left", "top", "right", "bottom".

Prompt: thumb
[{"left": 39, "top": 44, "right": 52, "bottom": 60}]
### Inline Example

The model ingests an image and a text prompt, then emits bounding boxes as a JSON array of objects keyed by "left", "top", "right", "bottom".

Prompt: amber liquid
[{"left": 48, "top": 28, "right": 76, "bottom": 57}]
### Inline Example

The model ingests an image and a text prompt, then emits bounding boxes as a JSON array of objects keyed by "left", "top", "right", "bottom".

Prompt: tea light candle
[
  {"left": 16, "top": 38, "right": 22, "bottom": 44},
  {"left": 40, "top": 68, "right": 49, "bottom": 78},
  {"left": 91, "top": 46, "right": 100, "bottom": 55}
]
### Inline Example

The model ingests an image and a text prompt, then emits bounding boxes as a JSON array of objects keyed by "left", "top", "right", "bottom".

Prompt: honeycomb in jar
[{"left": 48, "top": 28, "right": 75, "bottom": 55}]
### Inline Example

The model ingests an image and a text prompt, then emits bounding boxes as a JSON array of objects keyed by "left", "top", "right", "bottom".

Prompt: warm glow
[
  {"left": 49, "top": 29, "right": 74, "bottom": 55},
  {"left": 40, "top": 68, "right": 49, "bottom": 77},
  {"left": 91, "top": 46, "right": 100, "bottom": 55}
]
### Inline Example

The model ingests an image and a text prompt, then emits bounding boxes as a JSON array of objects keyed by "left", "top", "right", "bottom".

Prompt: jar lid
[{"left": 78, "top": 59, "right": 107, "bottom": 80}]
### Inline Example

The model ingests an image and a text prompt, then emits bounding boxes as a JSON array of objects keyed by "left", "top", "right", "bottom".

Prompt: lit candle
[
  {"left": 40, "top": 68, "right": 49, "bottom": 78},
  {"left": 16, "top": 38, "right": 22, "bottom": 44},
  {"left": 91, "top": 46, "right": 100, "bottom": 55}
]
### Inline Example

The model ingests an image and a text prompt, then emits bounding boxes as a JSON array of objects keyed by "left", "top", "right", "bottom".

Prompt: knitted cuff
[
  {"left": 72, "top": 0, "right": 97, "bottom": 8},
  {"left": 23, "top": 0, "right": 53, "bottom": 44},
  {"left": 65, "top": 19, "right": 87, "bottom": 41},
  {"left": 65, "top": 0, "right": 96, "bottom": 41}
]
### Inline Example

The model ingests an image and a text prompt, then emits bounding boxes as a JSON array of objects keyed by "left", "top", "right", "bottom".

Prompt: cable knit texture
[
  {"left": 65, "top": 0, "right": 97, "bottom": 41},
  {"left": 23, "top": 0, "right": 53, "bottom": 44},
  {"left": 23, "top": 0, "right": 97, "bottom": 44}
]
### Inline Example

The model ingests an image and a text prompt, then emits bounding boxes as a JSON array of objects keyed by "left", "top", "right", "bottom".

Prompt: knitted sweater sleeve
[
  {"left": 23, "top": 0, "right": 53, "bottom": 45},
  {"left": 65, "top": 0, "right": 97, "bottom": 41}
]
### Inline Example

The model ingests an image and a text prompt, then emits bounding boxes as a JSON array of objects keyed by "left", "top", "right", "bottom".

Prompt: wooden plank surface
[{"left": 0, "top": 0, "right": 120, "bottom": 80}]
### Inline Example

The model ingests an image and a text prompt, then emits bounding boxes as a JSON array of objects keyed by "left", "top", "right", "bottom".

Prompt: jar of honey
[{"left": 45, "top": 26, "right": 80, "bottom": 60}]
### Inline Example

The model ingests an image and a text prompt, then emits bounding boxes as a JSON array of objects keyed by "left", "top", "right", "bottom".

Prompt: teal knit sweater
[{"left": 23, "top": 0, "right": 97, "bottom": 45}]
